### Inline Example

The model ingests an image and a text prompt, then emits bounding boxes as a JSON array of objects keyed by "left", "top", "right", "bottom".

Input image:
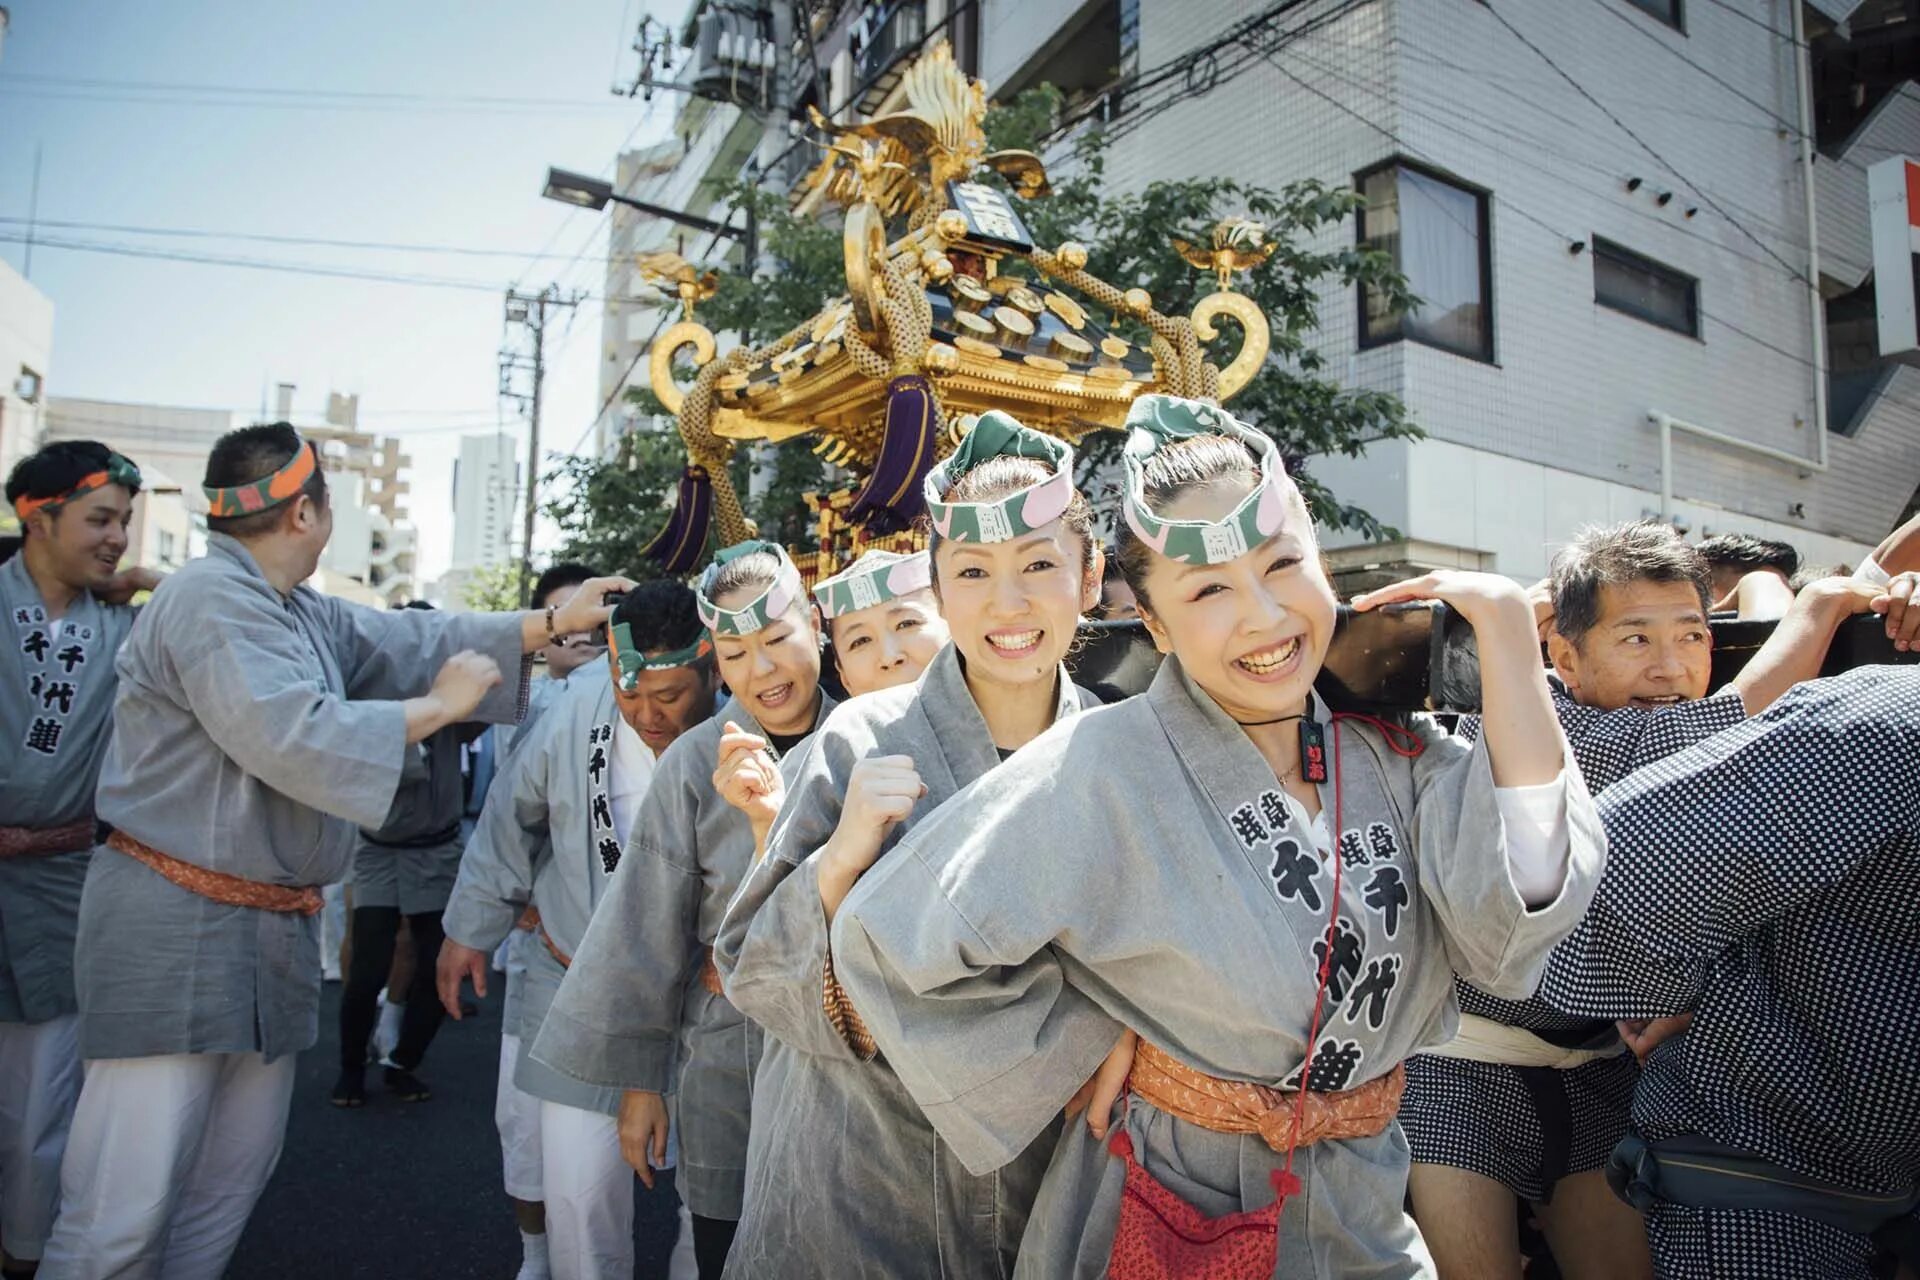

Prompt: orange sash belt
[
  {"left": 539, "top": 925, "right": 723, "bottom": 999},
  {"left": 105, "top": 830, "right": 324, "bottom": 916},
  {"left": 0, "top": 818, "right": 96, "bottom": 860},
  {"left": 539, "top": 923, "right": 573, "bottom": 968},
  {"left": 1128, "top": 1040, "right": 1405, "bottom": 1152}
]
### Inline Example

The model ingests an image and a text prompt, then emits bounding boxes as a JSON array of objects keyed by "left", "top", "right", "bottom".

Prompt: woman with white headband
[
  {"left": 829, "top": 394, "right": 1606, "bottom": 1279},
  {"left": 711, "top": 413, "right": 1110, "bottom": 1277}
]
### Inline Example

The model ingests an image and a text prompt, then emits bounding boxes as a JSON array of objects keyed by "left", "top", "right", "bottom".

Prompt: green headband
[
  {"left": 1120, "top": 394, "right": 1302, "bottom": 565},
  {"left": 812, "top": 549, "right": 933, "bottom": 618},
  {"left": 695, "top": 540, "right": 806, "bottom": 637},
  {"left": 610, "top": 622, "right": 713, "bottom": 691},
  {"left": 923, "top": 411, "right": 1076, "bottom": 544}
]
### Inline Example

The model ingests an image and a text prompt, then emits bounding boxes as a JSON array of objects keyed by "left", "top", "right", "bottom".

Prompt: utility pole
[{"left": 498, "top": 284, "right": 583, "bottom": 607}]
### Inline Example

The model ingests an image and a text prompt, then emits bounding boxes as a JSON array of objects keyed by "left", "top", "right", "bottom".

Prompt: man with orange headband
[
  {"left": 0, "top": 441, "right": 154, "bottom": 1279},
  {"left": 440, "top": 581, "right": 718, "bottom": 1280},
  {"left": 39, "top": 423, "right": 632, "bottom": 1280}
]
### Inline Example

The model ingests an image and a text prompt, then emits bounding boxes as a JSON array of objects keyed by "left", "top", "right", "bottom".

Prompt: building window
[
  {"left": 1356, "top": 160, "right": 1494, "bottom": 362},
  {"left": 1622, "top": 0, "right": 1683, "bottom": 32},
  {"left": 157, "top": 530, "right": 178, "bottom": 566},
  {"left": 1592, "top": 238, "right": 1699, "bottom": 337}
]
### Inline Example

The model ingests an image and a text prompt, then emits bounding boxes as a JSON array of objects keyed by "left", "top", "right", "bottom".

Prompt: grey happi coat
[
  {"left": 351, "top": 722, "right": 469, "bottom": 915},
  {"left": 76, "top": 534, "right": 529, "bottom": 1062},
  {"left": 443, "top": 664, "right": 636, "bottom": 1114},
  {"left": 0, "top": 555, "right": 139, "bottom": 1024},
  {"left": 532, "top": 690, "right": 836, "bottom": 1220},
  {"left": 715, "top": 645, "right": 1100, "bottom": 1279},
  {"left": 832, "top": 658, "right": 1607, "bottom": 1280}
]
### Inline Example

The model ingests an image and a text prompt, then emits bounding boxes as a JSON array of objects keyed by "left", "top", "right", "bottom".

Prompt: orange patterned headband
[
  {"left": 204, "top": 440, "right": 319, "bottom": 518},
  {"left": 12, "top": 452, "right": 143, "bottom": 523}
]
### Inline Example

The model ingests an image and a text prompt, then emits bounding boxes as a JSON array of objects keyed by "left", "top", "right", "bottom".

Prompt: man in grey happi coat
[
  {"left": 333, "top": 598, "right": 476, "bottom": 1107},
  {"left": 440, "top": 581, "right": 718, "bottom": 1280},
  {"left": 0, "top": 441, "right": 154, "bottom": 1276},
  {"left": 38, "top": 422, "right": 629, "bottom": 1280}
]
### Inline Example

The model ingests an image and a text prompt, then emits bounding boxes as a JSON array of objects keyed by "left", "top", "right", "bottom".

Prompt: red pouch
[{"left": 1104, "top": 1130, "right": 1300, "bottom": 1279}]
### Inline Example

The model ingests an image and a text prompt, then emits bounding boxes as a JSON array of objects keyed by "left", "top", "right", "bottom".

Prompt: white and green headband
[
  {"left": 924, "top": 411, "right": 1076, "bottom": 544},
  {"left": 695, "top": 540, "right": 806, "bottom": 637},
  {"left": 812, "top": 549, "right": 933, "bottom": 619},
  {"left": 609, "top": 621, "right": 713, "bottom": 692},
  {"left": 1120, "top": 394, "right": 1300, "bottom": 565}
]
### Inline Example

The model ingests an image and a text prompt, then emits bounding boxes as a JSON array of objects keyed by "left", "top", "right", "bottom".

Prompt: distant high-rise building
[{"left": 451, "top": 432, "right": 520, "bottom": 571}]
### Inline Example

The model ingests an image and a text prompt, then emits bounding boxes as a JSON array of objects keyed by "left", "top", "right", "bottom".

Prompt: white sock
[
  {"left": 516, "top": 1229, "right": 550, "bottom": 1280},
  {"left": 376, "top": 999, "right": 403, "bottom": 1057}
]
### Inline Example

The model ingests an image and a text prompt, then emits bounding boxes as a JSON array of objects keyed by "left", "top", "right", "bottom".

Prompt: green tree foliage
[
  {"left": 541, "top": 386, "right": 684, "bottom": 578},
  {"left": 546, "top": 83, "right": 1420, "bottom": 563},
  {"left": 459, "top": 561, "right": 529, "bottom": 612}
]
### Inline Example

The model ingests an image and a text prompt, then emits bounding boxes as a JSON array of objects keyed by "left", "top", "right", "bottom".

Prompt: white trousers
[
  {"left": 318, "top": 883, "right": 347, "bottom": 980},
  {"left": 496, "top": 1034, "right": 545, "bottom": 1202},
  {"left": 40, "top": 1051, "right": 296, "bottom": 1280},
  {"left": 0, "top": 1014, "right": 83, "bottom": 1262},
  {"left": 538, "top": 1100, "right": 634, "bottom": 1280}
]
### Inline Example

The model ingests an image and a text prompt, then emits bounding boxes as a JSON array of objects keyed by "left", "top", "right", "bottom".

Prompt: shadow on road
[{"left": 232, "top": 980, "right": 682, "bottom": 1278}]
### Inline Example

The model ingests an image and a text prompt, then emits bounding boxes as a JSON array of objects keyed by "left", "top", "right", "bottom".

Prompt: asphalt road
[{"left": 230, "top": 980, "right": 683, "bottom": 1279}]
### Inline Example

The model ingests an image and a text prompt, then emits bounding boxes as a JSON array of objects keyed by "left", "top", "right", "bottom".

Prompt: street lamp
[{"left": 540, "top": 165, "right": 757, "bottom": 267}]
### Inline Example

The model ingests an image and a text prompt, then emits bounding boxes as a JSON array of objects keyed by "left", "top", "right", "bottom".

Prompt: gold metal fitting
[
  {"left": 1005, "top": 286, "right": 1045, "bottom": 315},
  {"left": 1044, "top": 291, "right": 1087, "bottom": 329},
  {"left": 1049, "top": 331, "right": 1094, "bottom": 359},
  {"left": 922, "top": 251, "right": 955, "bottom": 283},
  {"left": 1056, "top": 241, "right": 1089, "bottom": 269},
  {"left": 935, "top": 210, "right": 969, "bottom": 242},
  {"left": 923, "top": 342, "right": 961, "bottom": 375},
  {"left": 993, "top": 306, "right": 1036, "bottom": 338},
  {"left": 1122, "top": 287, "right": 1153, "bottom": 317}
]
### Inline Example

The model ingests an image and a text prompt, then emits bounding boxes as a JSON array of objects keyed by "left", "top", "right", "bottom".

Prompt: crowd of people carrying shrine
[{"left": 1, "top": 394, "right": 1915, "bottom": 1280}]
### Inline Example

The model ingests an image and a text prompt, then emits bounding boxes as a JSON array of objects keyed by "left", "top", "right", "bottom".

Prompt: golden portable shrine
[{"left": 635, "top": 39, "right": 1274, "bottom": 581}]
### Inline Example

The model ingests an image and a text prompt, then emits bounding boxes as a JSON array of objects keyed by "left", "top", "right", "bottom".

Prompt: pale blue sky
[{"left": 0, "top": 0, "right": 690, "bottom": 580}]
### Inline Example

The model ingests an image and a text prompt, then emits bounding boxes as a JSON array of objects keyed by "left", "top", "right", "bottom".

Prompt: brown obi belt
[
  {"left": 1128, "top": 1040, "right": 1406, "bottom": 1152},
  {"left": 538, "top": 927, "right": 724, "bottom": 999},
  {"left": 105, "top": 830, "right": 323, "bottom": 916},
  {"left": 0, "top": 818, "right": 97, "bottom": 861},
  {"left": 515, "top": 904, "right": 541, "bottom": 932}
]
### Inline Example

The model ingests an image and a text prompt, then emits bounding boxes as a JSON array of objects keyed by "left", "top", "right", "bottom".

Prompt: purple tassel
[
  {"left": 644, "top": 466, "right": 714, "bottom": 574},
  {"left": 849, "top": 375, "right": 938, "bottom": 534}
]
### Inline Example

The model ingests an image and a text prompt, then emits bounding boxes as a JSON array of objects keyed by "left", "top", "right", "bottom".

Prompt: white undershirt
[
  {"left": 606, "top": 716, "right": 655, "bottom": 845},
  {"left": 1854, "top": 555, "right": 1891, "bottom": 587},
  {"left": 1281, "top": 771, "right": 1572, "bottom": 910}
]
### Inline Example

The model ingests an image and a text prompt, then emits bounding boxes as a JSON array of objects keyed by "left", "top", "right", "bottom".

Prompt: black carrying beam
[{"left": 1067, "top": 607, "right": 1916, "bottom": 712}]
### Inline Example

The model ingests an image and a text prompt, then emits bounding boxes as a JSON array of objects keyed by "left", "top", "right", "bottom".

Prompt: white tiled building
[{"left": 813, "top": 0, "right": 1920, "bottom": 581}]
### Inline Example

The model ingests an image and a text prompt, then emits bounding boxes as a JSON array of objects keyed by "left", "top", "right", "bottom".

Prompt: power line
[
  {"left": 0, "top": 73, "right": 637, "bottom": 113},
  {"left": 1589, "top": 0, "right": 1804, "bottom": 131},
  {"left": 1251, "top": 37, "right": 1856, "bottom": 412},
  {"left": 0, "top": 216, "right": 637, "bottom": 262},
  {"left": 1689, "top": 0, "right": 1802, "bottom": 47},
  {"left": 0, "top": 229, "right": 619, "bottom": 297},
  {"left": 1483, "top": 2, "right": 1810, "bottom": 288},
  {"left": 1273, "top": 36, "right": 1815, "bottom": 284}
]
